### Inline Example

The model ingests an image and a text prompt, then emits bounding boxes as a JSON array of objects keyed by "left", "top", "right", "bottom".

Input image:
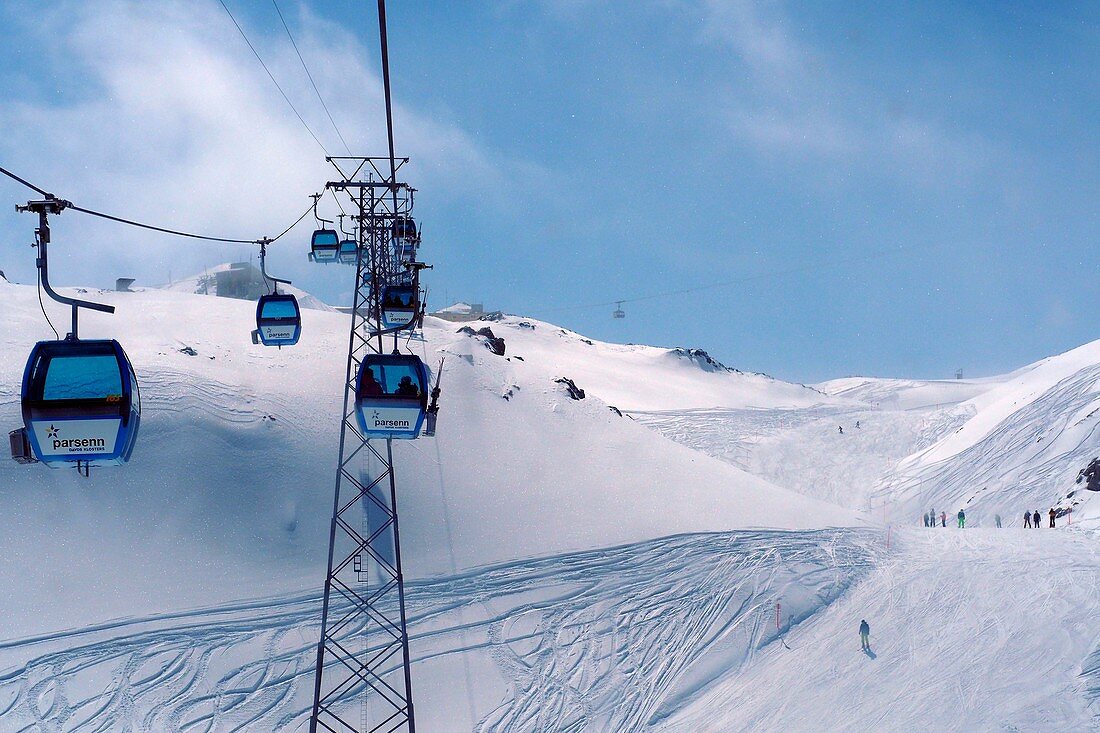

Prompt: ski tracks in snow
[
  {"left": 631, "top": 406, "right": 966, "bottom": 511},
  {"left": 656, "top": 527, "right": 1100, "bottom": 733},
  {"left": 0, "top": 530, "right": 877, "bottom": 732},
  {"left": 879, "top": 365, "right": 1100, "bottom": 519}
]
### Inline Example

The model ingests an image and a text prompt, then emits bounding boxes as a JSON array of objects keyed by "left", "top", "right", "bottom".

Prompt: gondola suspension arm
[
  {"left": 257, "top": 238, "right": 292, "bottom": 294},
  {"left": 310, "top": 192, "right": 332, "bottom": 226},
  {"left": 17, "top": 196, "right": 114, "bottom": 340}
]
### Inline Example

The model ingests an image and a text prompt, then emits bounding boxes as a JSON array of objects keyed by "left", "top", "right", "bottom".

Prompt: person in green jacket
[{"left": 957, "top": 509, "right": 966, "bottom": 528}]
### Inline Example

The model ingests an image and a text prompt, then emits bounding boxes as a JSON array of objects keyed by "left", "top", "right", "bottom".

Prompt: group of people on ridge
[
  {"left": 922, "top": 508, "right": 966, "bottom": 528},
  {"left": 922, "top": 507, "right": 1062, "bottom": 528},
  {"left": 1023, "top": 508, "right": 1059, "bottom": 528}
]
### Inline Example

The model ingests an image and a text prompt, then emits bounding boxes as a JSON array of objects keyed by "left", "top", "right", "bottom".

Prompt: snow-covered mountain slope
[
  {"left": 873, "top": 340, "right": 1100, "bottom": 526},
  {"left": 815, "top": 375, "right": 1005, "bottom": 411},
  {"left": 0, "top": 529, "right": 880, "bottom": 732},
  {"left": 0, "top": 281, "right": 858, "bottom": 639},
  {"left": 655, "top": 527, "right": 1100, "bottom": 733},
  {"left": 628, "top": 373, "right": 998, "bottom": 512},
  {"left": 635, "top": 354, "right": 1100, "bottom": 527},
  {"left": 2, "top": 276, "right": 1099, "bottom": 732},
  {"left": 632, "top": 404, "right": 962, "bottom": 511},
  {"left": 475, "top": 314, "right": 837, "bottom": 412}
]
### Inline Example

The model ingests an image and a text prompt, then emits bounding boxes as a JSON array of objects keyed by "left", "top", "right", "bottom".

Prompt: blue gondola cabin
[
  {"left": 255, "top": 293, "right": 301, "bottom": 346},
  {"left": 21, "top": 339, "right": 141, "bottom": 466},
  {"left": 380, "top": 285, "right": 418, "bottom": 329},
  {"left": 310, "top": 229, "right": 339, "bottom": 263},
  {"left": 355, "top": 354, "right": 428, "bottom": 439},
  {"left": 338, "top": 239, "right": 358, "bottom": 265}
]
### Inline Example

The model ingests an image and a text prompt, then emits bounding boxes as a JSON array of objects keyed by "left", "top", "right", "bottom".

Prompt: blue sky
[{"left": 0, "top": 1, "right": 1096, "bottom": 382}]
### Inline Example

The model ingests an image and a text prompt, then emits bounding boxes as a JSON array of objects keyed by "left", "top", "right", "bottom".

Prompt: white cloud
[
  {"left": 0, "top": 0, "right": 514, "bottom": 289},
  {"left": 693, "top": 0, "right": 997, "bottom": 187},
  {"left": 699, "top": 0, "right": 803, "bottom": 77}
]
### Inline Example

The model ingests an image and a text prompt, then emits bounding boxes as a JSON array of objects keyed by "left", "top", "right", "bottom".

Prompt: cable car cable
[
  {"left": 271, "top": 0, "right": 352, "bottom": 156},
  {"left": 67, "top": 198, "right": 315, "bottom": 245},
  {"left": 376, "top": 0, "right": 402, "bottom": 235},
  {"left": 267, "top": 201, "right": 317, "bottom": 243},
  {"left": 0, "top": 165, "right": 49, "bottom": 197},
  {"left": 217, "top": 0, "right": 329, "bottom": 156},
  {"left": 2, "top": 163, "right": 316, "bottom": 246},
  {"left": 377, "top": 0, "right": 398, "bottom": 171},
  {"left": 67, "top": 202, "right": 261, "bottom": 244},
  {"left": 326, "top": 186, "right": 347, "bottom": 217}
]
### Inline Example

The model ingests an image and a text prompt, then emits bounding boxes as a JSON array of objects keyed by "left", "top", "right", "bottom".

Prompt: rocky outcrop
[
  {"left": 669, "top": 348, "right": 737, "bottom": 373},
  {"left": 458, "top": 326, "right": 506, "bottom": 356},
  {"left": 555, "top": 377, "right": 585, "bottom": 400},
  {"left": 1076, "top": 457, "right": 1100, "bottom": 492}
]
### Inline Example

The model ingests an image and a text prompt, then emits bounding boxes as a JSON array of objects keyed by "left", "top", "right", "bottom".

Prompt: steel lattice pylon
[{"left": 310, "top": 156, "right": 421, "bottom": 733}]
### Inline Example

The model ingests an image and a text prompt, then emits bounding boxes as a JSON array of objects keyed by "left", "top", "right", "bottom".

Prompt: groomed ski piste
[{"left": 1, "top": 276, "right": 1098, "bottom": 732}]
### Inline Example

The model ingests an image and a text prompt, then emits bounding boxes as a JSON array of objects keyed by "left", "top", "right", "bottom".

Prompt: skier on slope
[
  {"left": 957, "top": 509, "right": 966, "bottom": 528},
  {"left": 859, "top": 619, "right": 871, "bottom": 651},
  {"left": 1033, "top": 510, "right": 1041, "bottom": 529},
  {"left": 940, "top": 511, "right": 946, "bottom": 527},
  {"left": 995, "top": 514, "right": 1002, "bottom": 528},
  {"left": 929, "top": 508, "right": 935, "bottom": 529},
  {"left": 1024, "top": 511, "right": 1032, "bottom": 528},
  {"left": 839, "top": 425, "right": 844, "bottom": 434},
  {"left": 1049, "top": 508, "right": 1057, "bottom": 528}
]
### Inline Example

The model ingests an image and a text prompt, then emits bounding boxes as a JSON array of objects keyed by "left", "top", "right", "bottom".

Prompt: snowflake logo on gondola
[{"left": 46, "top": 425, "right": 59, "bottom": 438}]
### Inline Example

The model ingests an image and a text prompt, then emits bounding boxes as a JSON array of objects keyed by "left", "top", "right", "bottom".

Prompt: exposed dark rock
[
  {"left": 517, "top": 321, "right": 535, "bottom": 330},
  {"left": 479, "top": 311, "right": 505, "bottom": 322},
  {"left": 666, "top": 346, "right": 829, "bottom": 394},
  {"left": 514, "top": 355, "right": 525, "bottom": 361},
  {"left": 503, "top": 385, "right": 519, "bottom": 401},
  {"left": 179, "top": 346, "right": 198, "bottom": 356},
  {"left": 669, "top": 347, "right": 738, "bottom": 373},
  {"left": 479, "top": 329, "right": 506, "bottom": 356},
  {"left": 555, "top": 377, "right": 585, "bottom": 400},
  {"left": 581, "top": 338, "right": 593, "bottom": 345},
  {"left": 609, "top": 406, "right": 622, "bottom": 417},
  {"left": 458, "top": 325, "right": 506, "bottom": 356},
  {"left": 1076, "top": 457, "right": 1100, "bottom": 491}
]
